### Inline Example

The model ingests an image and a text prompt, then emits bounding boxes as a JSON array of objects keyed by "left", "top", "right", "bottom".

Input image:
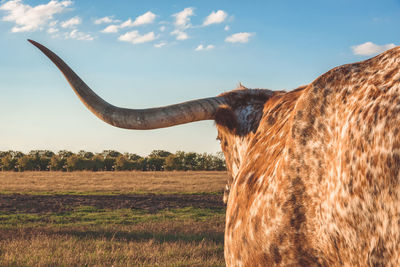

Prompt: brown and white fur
[{"left": 216, "top": 47, "right": 400, "bottom": 266}]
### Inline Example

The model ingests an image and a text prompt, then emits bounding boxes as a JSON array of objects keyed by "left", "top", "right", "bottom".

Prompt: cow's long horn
[{"left": 28, "top": 39, "right": 227, "bottom": 129}]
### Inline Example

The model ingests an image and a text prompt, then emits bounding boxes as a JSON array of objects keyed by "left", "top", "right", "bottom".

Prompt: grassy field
[
  {"left": 0, "top": 171, "right": 228, "bottom": 266},
  {"left": 0, "top": 171, "right": 227, "bottom": 194}
]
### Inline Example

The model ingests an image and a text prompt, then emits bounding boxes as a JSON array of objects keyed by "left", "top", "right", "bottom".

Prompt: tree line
[{"left": 0, "top": 150, "right": 226, "bottom": 172}]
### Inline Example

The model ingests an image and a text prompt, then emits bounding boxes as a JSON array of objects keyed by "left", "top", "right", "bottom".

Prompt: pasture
[{"left": 0, "top": 171, "right": 228, "bottom": 266}]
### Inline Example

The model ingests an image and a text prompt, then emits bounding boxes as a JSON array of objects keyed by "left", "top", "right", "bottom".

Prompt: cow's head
[{"left": 28, "top": 39, "right": 291, "bottom": 200}]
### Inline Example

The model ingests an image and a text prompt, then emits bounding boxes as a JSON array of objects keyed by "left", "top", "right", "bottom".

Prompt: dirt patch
[{"left": 0, "top": 193, "right": 225, "bottom": 214}]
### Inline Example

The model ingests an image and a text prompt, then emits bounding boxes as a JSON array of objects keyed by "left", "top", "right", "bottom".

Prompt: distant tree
[
  {"left": 101, "top": 150, "right": 121, "bottom": 158},
  {"left": 1, "top": 151, "right": 24, "bottom": 171},
  {"left": 58, "top": 150, "right": 74, "bottom": 159},
  {"left": 147, "top": 156, "right": 165, "bottom": 171},
  {"left": 175, "top": 151, "right": 188, "bottom": 170},
  {"left": 0, "top": 151, "right": 11, "bottom": 170},
  {"left": 212, "top": 152, "right": 226, "bottom": 171},
  {"left": 84, "top": 159, "right": 95, "bottom": 170},
  {"left": 184, "top": 152, "right": 199, "bottom": 170},
  {"left": 50, "top": 155, "right": 65, "bottom": 171},
  {"left": 44, "top": 150, "right": 55, "bottom": 158},
  {"left": 197, "top": 153, "right": 214, "bottom": 171},
  {"left": 148, "top": 150, "right": 172, "bottom": 158},
  {"left": 9, "top": 151, "right": 25, "bottom": 159},
  {"left": 103, "top": 156, "right": 116, "bottom": 171},
  {"left": 78, "top": 150, "right": 94, "bottom": 159},
  {"left": 66, "top": 155, "right": 84, "bottom": 171},
  {"left": 17, "top": 155, "right": 36, "bottom": 171},
  {"left": 0, "top": 151, "right": 9, "bottom": 158},
  {"left": 134, "top": 157, "right": 148, "bottom": 171},
  {"left": 115, "top": 155, "right": 133, "bottom": 171},
  {"left": 128, "top": 153, "right": 142, "bottom": 161},
  {"left": 0, "top": 149, "right": 226, "bottom": 172},
  {"left": 91, "top": 155, "right": 104, "bottom": 171},
  {"left": 143, "top": 150, "right": 170, "bottom": 171},
  {"left": 24, "top": 150, "right": 51, "bottom": 171},
  {"left": 28, "top": 150, "right": 54, "bottom": 158},
  {"left": 1, "top": 155, "right": 17, "bottom": 171},
  {"left": 39, "top": 157, "right": 51, "bottom": 171},
  {"left": 165, "top": 154, "right": 182, "bottom": 171}
]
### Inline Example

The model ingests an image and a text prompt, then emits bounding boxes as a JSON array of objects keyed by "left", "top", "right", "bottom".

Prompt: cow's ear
[{"left": 215, "top": 105, "right": 238, "bottom": 132}]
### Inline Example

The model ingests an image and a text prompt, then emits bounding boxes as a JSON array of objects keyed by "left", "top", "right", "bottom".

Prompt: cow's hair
[
  {"left": 215, "top": 105, "right": 238, "bottom": 132},
  {"left": 216, "top": 47, "right": 400, "bottom": 266}
]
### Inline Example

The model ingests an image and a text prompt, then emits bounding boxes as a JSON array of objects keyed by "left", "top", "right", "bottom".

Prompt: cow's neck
[
  {"left": 216, "top": 102, "right": 265, "bottom": 202},
  {"left": 220, "top": 87, "right": 307, "bottom": 265},
  {"left": 226, "top": 135, "right": 252, "bottom": 178},
  {"left": 217, "top": 87, "right": 306, "bottom": 202}
]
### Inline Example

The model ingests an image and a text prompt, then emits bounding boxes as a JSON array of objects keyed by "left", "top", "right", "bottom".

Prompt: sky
[{"left": 0, "top": 0, "right": 399, "bottom": 156}]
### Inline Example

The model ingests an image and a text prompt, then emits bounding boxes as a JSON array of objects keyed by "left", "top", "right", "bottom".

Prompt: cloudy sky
[{"left": 0, "top": 0, "right": 399, "bottom": 155}]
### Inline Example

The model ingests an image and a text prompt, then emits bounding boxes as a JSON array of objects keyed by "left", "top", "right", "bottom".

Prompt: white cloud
[
  {"left": 101, "top": 24, "right": 119, "bottom": 33},
  {"left": 159, "top": 25, "right": 166, "bottom": 32},
  {"left": 66, "top": 29, "right": 94, "bottom": 41},
  {"left": 131, "top": 11, "right": 156, "bottom": 26},
  {"left": 351, "top": 42, "right": 396, "bottom": 56},
  {"left": 0, "top": 0, "right": 72, "bottom": 32},
  {"left": 203, "top": 10, "right": 227, "bottom": 26},
  {"left": 61, "top": 16, "right": 81, "bottom": 28},
  {"left": 100, "top": 11, "right": 156, "bottom": 34},
  {"left": 47, "top": 27, "right": 58, "bottom": 34},
  {"left": 169, "top": 8, "right": 194, "bottom": 41},
  {"left": 154, "top": 42, "right": 166, "bottom": 48},
  {"left": 172, "top": 7, "right": 194, "bottom": 29},
  {"left": 225, "top": 32, "right": 254, "bottom": 43},
  {"left": 224, "top": 25, "right": 229, "bottom": 31},
  {"left": 171, "top": 29, "right": 188, "bottom": 40},
  {"left": 120, "top": 11, "right": 156, "bottom": 28},
  {"left": 195, "top": 45, "right": 204, "bottom": 51},
  {"left": 120, "top": 18, "right": 134, "bottom": 28},
  {"left": 94, "top": 16, "right": 119, "bottom": 24},
  {"left": 118, "top": 30, "right": 156, "bottom": 44},
  {"left": 195, "top": 44, "right": 214, "bottom": 51}
]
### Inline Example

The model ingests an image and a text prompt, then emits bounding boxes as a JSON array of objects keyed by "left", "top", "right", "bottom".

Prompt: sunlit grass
[
  {"left": 0, "top": 206, "right": 225, "bottom": 228},
  {"left": 0, "top": 171, "right": 227, "bottom": 266},
  {"left": 0, "top": 171, "right": 228, "bottom": 194},
  {"left": 0, "top": 222, "right": 225, "bottom": 266}
]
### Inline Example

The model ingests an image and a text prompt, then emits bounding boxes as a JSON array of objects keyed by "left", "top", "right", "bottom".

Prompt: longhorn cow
[{"left": 29, "top": 39, "right": 400, "bottom": 266}]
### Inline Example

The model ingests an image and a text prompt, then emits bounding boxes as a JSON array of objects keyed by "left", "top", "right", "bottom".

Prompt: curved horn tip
[{"left": 27, "top": 39, "right": 43, "bottom": 49}]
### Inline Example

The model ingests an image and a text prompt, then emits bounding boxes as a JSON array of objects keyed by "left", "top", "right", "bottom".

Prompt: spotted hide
[{"left": 216, "top": 47, "right": 400, "bottom": 266}]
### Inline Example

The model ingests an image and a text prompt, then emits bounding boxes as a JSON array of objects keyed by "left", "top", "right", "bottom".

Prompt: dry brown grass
[
  {"left": 0, "top": 171, "right": 228, "bottom": 194},
  {"left": 0, "top": 220, "right": 225, "bottom": 266}
]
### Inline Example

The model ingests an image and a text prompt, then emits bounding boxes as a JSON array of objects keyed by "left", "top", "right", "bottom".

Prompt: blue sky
[{"left": 0, "top": 0, "right": 399, "bottom": 156}]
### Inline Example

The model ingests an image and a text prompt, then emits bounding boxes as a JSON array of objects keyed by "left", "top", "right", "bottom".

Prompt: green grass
[
  {"left": 0, "top": 206, "right": 226, "bottom": 228},
  {"left": 0, "top": 205, "right": 226, "bottom": 266}
]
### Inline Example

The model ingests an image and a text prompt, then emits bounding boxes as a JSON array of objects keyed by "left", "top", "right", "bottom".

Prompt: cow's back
[{"left": 224, "top": 47, "right": 400, "bottom": 266}]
